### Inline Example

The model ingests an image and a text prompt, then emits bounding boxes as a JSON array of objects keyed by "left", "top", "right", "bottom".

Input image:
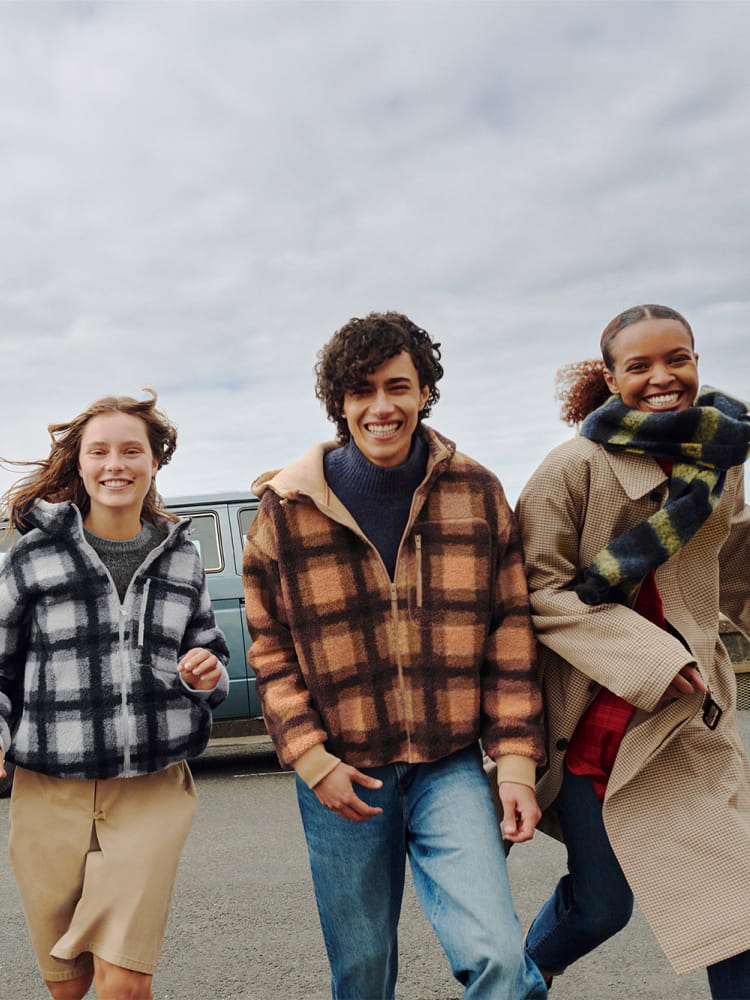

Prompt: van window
[
  {"left": 238, "top": 507, "right": 257, "bottom": 539},
  {"left": 187, "top": 513, "right": 223, "bottom": 572}
]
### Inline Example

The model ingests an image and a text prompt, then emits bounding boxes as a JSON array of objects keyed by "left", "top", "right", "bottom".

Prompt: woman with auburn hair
[
  {"left": 0, "top": 390, "right": 229, "bottom": 1000},
  {"left": 517, "top": 305, "right": 750, "bottom": 997}
]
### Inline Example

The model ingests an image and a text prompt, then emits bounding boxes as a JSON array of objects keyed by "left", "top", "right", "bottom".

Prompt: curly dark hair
[
  {"left": 557, "top": 304, "right": 694, "bottom": 426},
  {"left": 1, "top": 388, "right": 178, "bottom": 532},
  {"left": 315, "top": 311, "right": 444, "bottom": 443}
]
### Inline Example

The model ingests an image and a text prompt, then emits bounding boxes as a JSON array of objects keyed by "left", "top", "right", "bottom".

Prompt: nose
[
  {"left": 370, "top": 389, "right": 394, "bottom": 416},
  {"left": 649, "top": 364, "right": 673, "bottom": 386}
]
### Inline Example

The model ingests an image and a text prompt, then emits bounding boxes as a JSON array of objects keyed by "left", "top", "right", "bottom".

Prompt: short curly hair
[{"left": 315, "top": 311, "right": 444, "bottom": 443}]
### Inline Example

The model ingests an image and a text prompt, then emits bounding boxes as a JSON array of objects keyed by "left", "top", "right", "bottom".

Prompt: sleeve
[
  {"left": 480, "top": 482, "right": 545, "bottom": 783},
  {"left": 242, "top": 495, "right": 337, "bottom": 777},
  {"left": 516, "top": 445, "right": 694, "bottom": 713},
  {"left": 718, "top": 469, "right": 750, "bottom": 636},
  {"left": 0, "top": 549, "right": 33, "bottom": 753},
  {"left": 178, "top": 551, "right": 230, "bottom": 708}
]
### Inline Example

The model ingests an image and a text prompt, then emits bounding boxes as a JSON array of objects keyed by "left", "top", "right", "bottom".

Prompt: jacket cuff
[
  {"left": 495, "top": 754, "right": 537, "bottom": 789},
  {"left": 293, "top": 744, "right": 342, "bottom": 788}
]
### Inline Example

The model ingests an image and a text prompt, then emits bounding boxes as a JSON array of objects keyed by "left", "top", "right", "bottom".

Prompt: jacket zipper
[{"left": 119, "top": 605, "right": 130, "bottom": 773}]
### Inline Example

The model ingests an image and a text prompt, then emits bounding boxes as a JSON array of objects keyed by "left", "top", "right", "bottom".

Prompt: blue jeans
[
  {"left": 296, "top": 745, "right": 547, "bottom": 1000},
  {"left": 525, "top": 766, "right": 750, "bottom": 999}
]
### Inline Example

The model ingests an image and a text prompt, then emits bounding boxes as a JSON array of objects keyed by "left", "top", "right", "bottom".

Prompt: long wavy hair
[
  {"left": 1, "top": 389, "right": 178, "bottom": 532},
  {"left": 557, "top": 304, "right": 694, "bottom": 426}
]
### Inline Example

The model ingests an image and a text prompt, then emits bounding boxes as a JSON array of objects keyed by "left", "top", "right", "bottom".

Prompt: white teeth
[
  {"left": 102, "top": 479, "right": 130, "bottom": 487},
  {"left": 366, "top": 423, "right": 399, "bottom": 437},
  {"left": 647, "top": 393, "right": 680, "bottom": 407}
]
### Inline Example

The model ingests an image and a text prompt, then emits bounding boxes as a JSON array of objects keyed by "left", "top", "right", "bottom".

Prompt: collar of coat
[
  {"left": 251, "top": 425, "right": 456, "bottom": 508},
  {"left": 600, "top": 447, "right": 669, "bottom": 501},
  {"left": 23, "top": 499, "right": 188, "bottom": 550}
]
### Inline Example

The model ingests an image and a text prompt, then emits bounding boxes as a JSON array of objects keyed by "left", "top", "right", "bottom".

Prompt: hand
[
  {"left": 178, "top": 647, "right": 223, "bottom": 691},
  {"left": 313, "top": 762, "right": 384, "bottom": 823},
  {"left": 498, "top": 781, "right": 542, "bottom": 843},
  {"left": 658, "top": 664, "right": 709, "bottom": 709}
]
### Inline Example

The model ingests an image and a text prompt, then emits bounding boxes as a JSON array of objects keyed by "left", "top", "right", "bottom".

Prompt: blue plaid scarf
[{"left": 576, "top": 386, "right": 750, "bottom": 607}]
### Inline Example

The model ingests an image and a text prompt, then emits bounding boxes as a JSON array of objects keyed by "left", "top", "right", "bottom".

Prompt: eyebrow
[
  {"left": 83, "top": 440, "right": 147, "bottom": 448},
  {"left": 353, "top": 375, "right": 416, "bottom": 387},
  {"left": 624, "top": 347, "right": 693, "bottom": 362}
]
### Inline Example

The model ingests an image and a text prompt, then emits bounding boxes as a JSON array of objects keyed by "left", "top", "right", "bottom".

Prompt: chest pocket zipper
[
  {"left": 415, "top": 534, "right": 423, "bottom": 608},
  {"left": 138, "top": 578, "right": 152, "bottom": 648}
]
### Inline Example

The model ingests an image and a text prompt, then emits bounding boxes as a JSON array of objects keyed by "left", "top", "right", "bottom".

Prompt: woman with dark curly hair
[
  {"left": 516, "top": 304, "right": 750, "bottom": 997},
  {"left": 0, "top": 390, "right": 229, "bottom": 1000}
]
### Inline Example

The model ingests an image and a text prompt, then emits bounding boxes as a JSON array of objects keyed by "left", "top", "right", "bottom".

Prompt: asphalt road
[{"left": 1, "top": 714, "right": 748, "bottom": 999}]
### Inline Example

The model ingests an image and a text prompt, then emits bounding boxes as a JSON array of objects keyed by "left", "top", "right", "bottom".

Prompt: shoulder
[
  {"left": 425, "top": 425, "right": 504, "bottom": 493},
  {"left": 446, "top": 449, "right": 504, "bottom": 493},
  {"left": 525, "top": 436, "right": 602, "bottom": 486},
  {"left": 252, "top": 443, "right": 333, "bottom": 503}
]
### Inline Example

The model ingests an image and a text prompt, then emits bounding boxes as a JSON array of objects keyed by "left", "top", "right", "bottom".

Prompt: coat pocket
[
  {"left": 408, "top": 518, "right": 492, "bottom": 628},
  {"left": 136, "top": 576, "right": 200, "bottom": 672}
]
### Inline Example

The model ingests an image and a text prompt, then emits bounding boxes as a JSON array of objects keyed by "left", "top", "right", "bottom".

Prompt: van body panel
[{"left": 164, "top": 493, "right": 262, "bottom": 724}]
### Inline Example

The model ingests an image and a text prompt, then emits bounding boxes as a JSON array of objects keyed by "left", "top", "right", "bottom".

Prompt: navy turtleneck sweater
[{"left": 324, "top": 434, "right": 429, "bottom": 579}]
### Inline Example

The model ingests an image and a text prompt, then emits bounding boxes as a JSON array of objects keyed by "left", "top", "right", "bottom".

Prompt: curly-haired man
[{"left": 243, "top": 311, "right": 547, "bottom": 999}]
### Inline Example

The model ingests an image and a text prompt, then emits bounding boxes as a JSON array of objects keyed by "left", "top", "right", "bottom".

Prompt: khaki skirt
[{"left": 8, "top": 761, "right": 197, "bottom": 982}]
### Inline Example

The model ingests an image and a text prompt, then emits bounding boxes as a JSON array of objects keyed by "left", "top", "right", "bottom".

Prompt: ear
[
  {"left": 602, "top": 368, "right": 620, "bottom": 395},
  {"left": 419, "top": 385, "right": 430, "bottom": 411}
]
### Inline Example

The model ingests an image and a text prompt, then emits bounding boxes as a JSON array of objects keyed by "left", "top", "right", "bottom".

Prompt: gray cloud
[{"left": 1, "top": 0, "right": 748, "bottom": 504}]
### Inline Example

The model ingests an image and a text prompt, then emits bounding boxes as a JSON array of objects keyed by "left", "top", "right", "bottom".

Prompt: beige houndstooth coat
[{"left": 516, "top": 435, "right": 750, "bottom": 975}]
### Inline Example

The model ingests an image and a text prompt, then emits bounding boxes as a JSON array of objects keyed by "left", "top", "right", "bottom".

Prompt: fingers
[
  {"left": 661, "top": 665, "right": 709, "bottom": 705},
  {"left": 351, "top": 770, "right": 385, "bottom": 791},
  {"left": 314, "top": 763, "right": 383, "bottom": 822},
  {"left": 178, "top": 648, "right": 221, "bottom": 690},
  {"left": 178, "top": 647, "right": 218, "bottom": 675},
  {"left": 682, "top": 665, "right": 709, "bottom": 693},
  {"left": 499, "top": 782, "right": 542, "bottom": 844}
]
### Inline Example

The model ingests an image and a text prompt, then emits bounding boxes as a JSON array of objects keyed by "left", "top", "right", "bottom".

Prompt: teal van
[
  {"left": 0, "top": 492, "right": 262, "bottom": 795},
  {"left": 164, "top": 492, "right": 263, "bottom": 735}
]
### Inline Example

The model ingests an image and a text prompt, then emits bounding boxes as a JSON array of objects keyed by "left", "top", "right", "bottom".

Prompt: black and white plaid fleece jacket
[{"left": 0, "top": 500, "right": 229, "bottom": 779}]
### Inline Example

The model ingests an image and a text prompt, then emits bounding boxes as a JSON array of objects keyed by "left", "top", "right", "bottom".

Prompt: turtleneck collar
[{"left": 324, "top": 433, "right": 428, "bottom": 498}]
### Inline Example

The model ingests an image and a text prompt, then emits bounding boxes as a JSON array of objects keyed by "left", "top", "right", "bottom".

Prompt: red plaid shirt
[{"left": 567, "top": 461, "right": 672, "bottom": 800}]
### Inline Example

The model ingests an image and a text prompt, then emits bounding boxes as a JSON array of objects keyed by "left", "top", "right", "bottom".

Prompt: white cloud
[{"left": 1, "top": 0, "right": 748, "bottom": 505}]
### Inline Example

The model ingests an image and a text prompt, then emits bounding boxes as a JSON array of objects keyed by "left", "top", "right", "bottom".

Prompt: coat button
[
  {"left": 556, "top": 738, "right": 569, "bottom": 751},
  {"left": 649, "top": 489, "right": 662, "bottom": 502},
  {"left": 588, "top": 681, "right": 598, "bottom": 692}
]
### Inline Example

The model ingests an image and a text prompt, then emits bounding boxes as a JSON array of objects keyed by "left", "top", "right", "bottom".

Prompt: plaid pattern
[
  {"left": 577, "top": 386, "right": 750, "bottom": 605},
  {"left": 517, "top": 435, "right": 750, "bottom": 973},
  {"left": 0, "top": 501, "right": 229, "bottom": 779},
  {"left": 243, "top": 427, "right": 544, "bottom": 771}
]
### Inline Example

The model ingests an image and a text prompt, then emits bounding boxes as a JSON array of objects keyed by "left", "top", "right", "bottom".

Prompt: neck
[{"left": 83, "top": 508, "right": 144, "bottom": 541}]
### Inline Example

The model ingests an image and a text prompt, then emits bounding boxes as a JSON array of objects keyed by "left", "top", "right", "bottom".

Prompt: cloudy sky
[{"left": 1, "top": 0, "right": 749, "bottom": 506}]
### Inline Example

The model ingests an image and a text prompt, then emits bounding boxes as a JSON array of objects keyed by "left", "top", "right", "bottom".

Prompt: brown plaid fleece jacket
[{"left": 243, "top": 428, "right": 544, "bottom": 783}]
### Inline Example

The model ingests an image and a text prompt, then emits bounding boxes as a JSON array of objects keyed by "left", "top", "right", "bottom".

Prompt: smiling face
[
  {"left": 604, "top": 317, "right": 699, "bottom": 413},
  {"left": 342, "top": 351, "right": 430, "bottom": 467},
  {"left": 78, "top": 412, "right": 159, "bottom": 530}
]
